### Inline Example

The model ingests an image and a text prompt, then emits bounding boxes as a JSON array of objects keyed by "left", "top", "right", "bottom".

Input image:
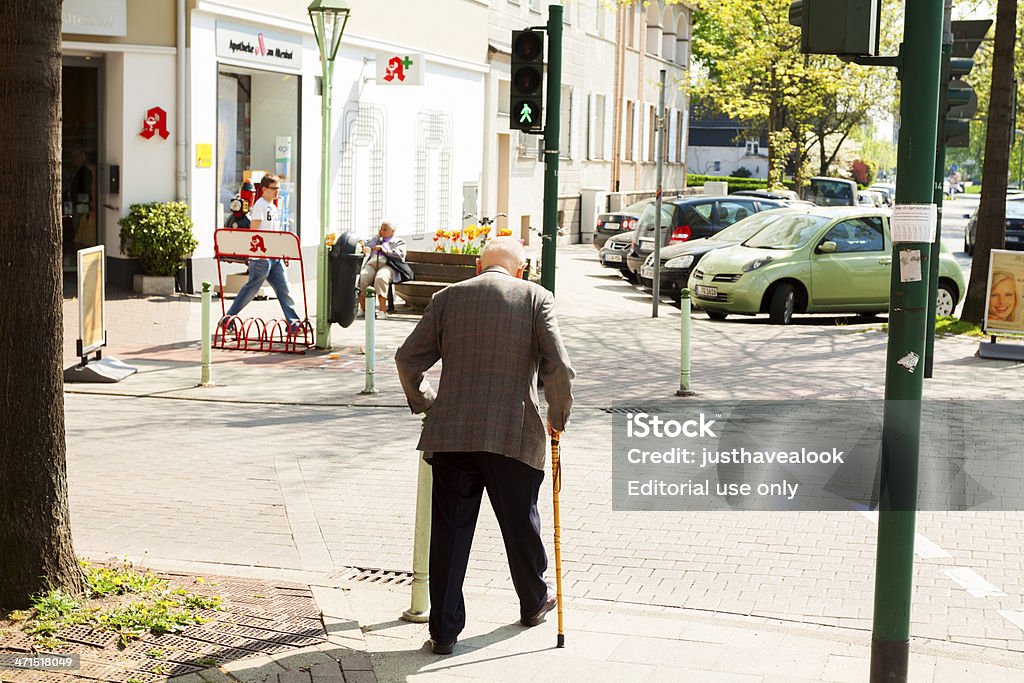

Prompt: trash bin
[{"left": 328, "top": 232, "right": 363, "bottom": 328}]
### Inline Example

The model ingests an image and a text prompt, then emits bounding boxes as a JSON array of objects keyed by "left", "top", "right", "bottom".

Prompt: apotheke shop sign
[{"left": 216, "top": 22, "right": 303, "bottom": 70}]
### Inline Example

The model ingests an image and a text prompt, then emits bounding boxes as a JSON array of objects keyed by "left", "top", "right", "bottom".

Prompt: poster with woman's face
[{"left": 984, "top": 250, "right": 1024, "bottom": 335}]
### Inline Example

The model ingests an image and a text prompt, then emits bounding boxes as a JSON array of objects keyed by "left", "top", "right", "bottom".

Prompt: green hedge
[{"left": 687, "top": 174, "right": 769, "bottom": 192}]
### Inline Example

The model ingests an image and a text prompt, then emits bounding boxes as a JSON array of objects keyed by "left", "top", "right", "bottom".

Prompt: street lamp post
[
  {"left": 1015, "top": 129, "right": 1024, "bottom": 190},
  {"left": 308, "top": 0, "right": 350, "bottom": 350}
]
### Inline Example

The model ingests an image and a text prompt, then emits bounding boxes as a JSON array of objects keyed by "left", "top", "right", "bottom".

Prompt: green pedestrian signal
[
  {"left": 510, "top": 29, "right": 545, "bottom": 132},
  {"left": 519, "top": 102, "right": 533, "bottom": 124}
]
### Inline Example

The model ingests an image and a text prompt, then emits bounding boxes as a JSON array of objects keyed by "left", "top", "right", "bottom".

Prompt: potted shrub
[{"left": 118, "top": 202, "right": 198, "bottom": 295}]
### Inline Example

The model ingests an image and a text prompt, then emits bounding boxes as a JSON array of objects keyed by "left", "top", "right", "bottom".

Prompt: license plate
[
  {"left": 695, "top": 285, "right": 718, "bottom": 298},
  {"left": 604, "top": 253, "right": 623, "bottom": 263},
  {"left": 641, "top": 266, "right": 653, "bottom": 278},
  {"left": 1007, "top": 235, "right": 1021, "bottom": 243}
]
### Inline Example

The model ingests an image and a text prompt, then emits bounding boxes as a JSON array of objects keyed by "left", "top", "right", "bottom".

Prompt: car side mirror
[{"left": 817, "top": 241, "right": 837, "bottom": 254}]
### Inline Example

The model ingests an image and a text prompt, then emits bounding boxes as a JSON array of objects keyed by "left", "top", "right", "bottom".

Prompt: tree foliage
[{"left": 688, "top": 0, "right": 895, "bottom": 184}]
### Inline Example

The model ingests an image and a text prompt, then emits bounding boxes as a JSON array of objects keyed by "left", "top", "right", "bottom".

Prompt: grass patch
[
  {"left": 964, "top": 185, "right": 982, "bottom": 194},
  {"left": 934, "top": 315, "right": 986, "bottom": 337},
  {"left": 3, "top": 560, "right": 224, "bottom": 648},
  {"left": 879, "top": 316, "right": 985, "bottom": 338}
]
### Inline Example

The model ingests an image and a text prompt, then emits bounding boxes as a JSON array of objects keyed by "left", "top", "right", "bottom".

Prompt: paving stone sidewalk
[{"left": 56, "top": 245, "right": 1024, "bottom": 682}]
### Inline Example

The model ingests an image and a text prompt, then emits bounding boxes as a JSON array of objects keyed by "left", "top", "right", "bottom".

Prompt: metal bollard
[
  {"left": 200, "top": 282, "right": 213, "bottom": 387},
  {"left": 361, "top": 286, "right": 378, "bottom": 394},
  {"left": 402, "top": 439, "right": 431, "bottom": 623},
  {"left": 676, "top": 288, "right": 696, "bottom": 397}
]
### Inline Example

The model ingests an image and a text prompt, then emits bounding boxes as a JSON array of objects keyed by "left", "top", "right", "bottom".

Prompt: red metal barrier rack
[{"left": 212, "top": 228, "right": 315, "bottom": 354}]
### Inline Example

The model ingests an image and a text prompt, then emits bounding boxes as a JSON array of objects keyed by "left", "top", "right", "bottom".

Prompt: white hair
[{"left": 481, "top": 237, "right": 526, "bottom": 272}]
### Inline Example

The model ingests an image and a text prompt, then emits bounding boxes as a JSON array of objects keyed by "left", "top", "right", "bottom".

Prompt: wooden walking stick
[{"left": 551, "top": 430, "right": 565, "bottom": 648}]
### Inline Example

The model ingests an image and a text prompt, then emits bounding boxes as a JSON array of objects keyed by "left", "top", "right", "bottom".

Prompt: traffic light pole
[
  {"left": 924, "top": 3, "right": 954, "bottom": 380},
  {"left": 540, "top": 5, "right": 562, "bottom": 294},
  {"left": 871, "top": 0, "right": 944, "bottom": 680}
]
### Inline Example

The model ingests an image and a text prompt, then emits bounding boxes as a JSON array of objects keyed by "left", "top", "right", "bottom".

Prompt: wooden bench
[{"left": 392, "top": 251, "right": 479, "bottom": 312}]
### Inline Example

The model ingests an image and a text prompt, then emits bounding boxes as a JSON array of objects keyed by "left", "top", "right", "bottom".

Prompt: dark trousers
[{"left": 429, "top": 451, "right": 548, "bottom": 643}]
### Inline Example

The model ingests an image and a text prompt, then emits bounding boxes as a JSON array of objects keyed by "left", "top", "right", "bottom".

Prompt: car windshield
[
  {"left": 637, "top": 202, "right": 677, "bottom": 237},
  {"left": 708, "top": 211, "right": 788, "bottom": 243},
  {"left": 1007, "top": 200, "right": 1024, "bottom": 219},
  {"left": 743, "top": 214, "right": 832, "bottom": 249}
]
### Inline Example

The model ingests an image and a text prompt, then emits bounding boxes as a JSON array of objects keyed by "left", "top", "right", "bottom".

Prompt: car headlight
[
  {"left": 742, "top": 256, "right": 773, "bottom": 272},
  {"left": 664, "top": 254, "right": 694, "bottom": 270}
]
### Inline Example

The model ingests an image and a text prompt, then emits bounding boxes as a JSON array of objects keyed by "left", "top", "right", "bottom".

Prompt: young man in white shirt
[{"left": 221, "top": 174, "right": 300, "bottom": 328}]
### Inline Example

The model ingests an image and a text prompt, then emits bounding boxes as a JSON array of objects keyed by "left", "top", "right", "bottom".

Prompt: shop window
[{"left": 217, "top": 65, "right": 300, "bottom": 234}]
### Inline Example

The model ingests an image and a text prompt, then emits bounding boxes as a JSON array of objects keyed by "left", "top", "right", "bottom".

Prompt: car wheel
[
  {"left": 706, "top": 310, "right": 728, "bottom": 321},
  {"left": 936, "top": 281, "right": 956, "bottom": 317},
  {"left": 769, "top": 283, "right": 796, "bottom": 325},
  {"left": 620, "top": 267, "right": 636, "bottom": 283}
]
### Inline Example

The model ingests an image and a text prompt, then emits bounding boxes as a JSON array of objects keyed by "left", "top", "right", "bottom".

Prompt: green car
[{"left": 688, "top": 207, "right": 966, "bottom": 324}]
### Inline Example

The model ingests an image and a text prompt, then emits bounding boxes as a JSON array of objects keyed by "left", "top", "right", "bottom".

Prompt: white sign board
[
  {"left": 215, "top": 229, "right": 302, "bottom": 261},
  {"left": 376, "top": 52, "right": 425, "bottom": 85},
  {"left": 891, "top": 204, "right": 937, "bottom": 243},
  {"left": 77, "top": 246, "right": 106, "bottom": 356},
  {"left": 983, "top": 249, "right": 1024, "bottom": 336},
  {"left": 216, "top": 22, "right": 303, "bottom": 70},
  {"left": 62, "top": 0, "right": 127, "bottom": 37}
]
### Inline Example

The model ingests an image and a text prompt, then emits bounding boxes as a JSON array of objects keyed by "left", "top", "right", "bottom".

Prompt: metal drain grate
[
  {"left": 334, "top": 567, "right": 414, "bottom": 586},
  {"left": 602, "top": 407, "right": 664, "bottom": 414}
]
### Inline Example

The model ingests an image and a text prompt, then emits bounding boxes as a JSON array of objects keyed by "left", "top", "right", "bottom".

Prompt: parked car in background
[
  {"left": 802, "top": 177, "right": 858, "bottom": 207},
  {"left": 869, "top": 184, "right": 894, "bottom": 206},
  {"left": 857, "top": 190, "right": 885, "bottom": 207},
  {"left": 599, "top": 229, "right": 638, "bottom": 280},
  {"left": 639, "top": 208, "right": 801, "bottom": 301},
  {"left": 731, "top": 189, "right": 800, "bottom": 202},
  {"left": 689, "top": 207, "right": 965, "bottom": 324},
  {"left": 592, "top": 199, "right": 651, "bottom": 249},
  {"left": 964, "top": 196, "right": 1024, "bottom": 255},
  {"left": 625, "top": 196, "right": 785, "bottom": 275}
]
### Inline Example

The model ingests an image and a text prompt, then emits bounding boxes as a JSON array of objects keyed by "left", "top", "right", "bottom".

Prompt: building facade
[
  {"left": 60, "top": 0, "right": 179, "bottom": 285},
  {"left": 60, "top": 0, "right": 690, "bottom": 291},
  {"left": 483, "top": 0, "right": 692, "bottom": 245}
]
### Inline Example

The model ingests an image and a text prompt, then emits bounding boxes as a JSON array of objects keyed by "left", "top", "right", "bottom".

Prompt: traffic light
[
  {"left": 788, "top": 0, "right": 880, "bottom": 56},
  {"left": 510, "top": 29, "right": 545, "bottom": 133},
  {"left": 943, "top": 58, "right": 976, "bottom": 148},
  {"left": 940, "top": 20, "right": 992, "bottom": 149}
]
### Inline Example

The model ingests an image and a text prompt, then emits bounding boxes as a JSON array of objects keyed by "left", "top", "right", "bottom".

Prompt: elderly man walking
[{"left": 395, "top": 237, "right": 575, "bottom": 655}]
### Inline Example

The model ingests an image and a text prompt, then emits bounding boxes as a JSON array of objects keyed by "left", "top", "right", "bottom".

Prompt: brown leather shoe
[
  {"left": 430, "top": 638, "right": 455, "bottom": 655},
  {"left": 521, "top": 590, "right": 557, "bottom": 627}
]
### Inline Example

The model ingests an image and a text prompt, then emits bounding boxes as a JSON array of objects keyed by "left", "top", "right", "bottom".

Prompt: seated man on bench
[{"left": 359, "top": 220, "right": 413, "bottom": 318}]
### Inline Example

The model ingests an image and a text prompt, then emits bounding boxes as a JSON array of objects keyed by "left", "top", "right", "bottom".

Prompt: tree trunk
[
  {"left": 961, "top": 0, "right": 1017, "bottom": 323},
  {"left": 0, "top": 0, "right": 83, "bottom": 608}
]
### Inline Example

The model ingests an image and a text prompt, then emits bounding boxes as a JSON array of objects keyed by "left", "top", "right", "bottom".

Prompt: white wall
[{"left": 103, "top": 51, "right": 177, "bottom": 255}]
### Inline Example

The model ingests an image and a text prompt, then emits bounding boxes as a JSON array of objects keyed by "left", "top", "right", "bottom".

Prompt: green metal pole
[
  {"left": 675, "top": 288, "right": 695, "bottom": 397},
  {"left": 871, "top": 0, "right": 944, "bottom": 679},
  {"left": 541, "top": 5, "right": 563, "bottom": 294},
  {"left": 402, "top": 445, "right": 431, "bottom": 623},
  {"left": 315, "top": 27, "right": 335, "bottom": 350},
  {"left": 924, "top": 22, "right": 953, "bottom": 380},
  {"left": 200, "top": 281, "right": 212, "bottom": 386},
  {"left": 361, "top": 286, "right": 377, "bottom": 394}
]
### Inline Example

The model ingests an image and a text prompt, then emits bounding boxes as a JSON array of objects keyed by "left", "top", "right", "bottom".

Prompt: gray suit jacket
[{"left": 394, "top": 267, "right": 575, "bottom": 471}]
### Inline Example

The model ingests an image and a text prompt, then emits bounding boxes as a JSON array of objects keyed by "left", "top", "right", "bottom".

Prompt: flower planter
[
  {"left": 394, "top": 251, "right": 478, "bottom": 311},
  {"left": 133, "top": 274, "right": 175, "bottom": 296}
]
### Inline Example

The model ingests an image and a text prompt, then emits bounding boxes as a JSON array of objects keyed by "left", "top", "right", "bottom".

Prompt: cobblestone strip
[{"left": 275, "top": 457, "right": 334, "bottom": 573}]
